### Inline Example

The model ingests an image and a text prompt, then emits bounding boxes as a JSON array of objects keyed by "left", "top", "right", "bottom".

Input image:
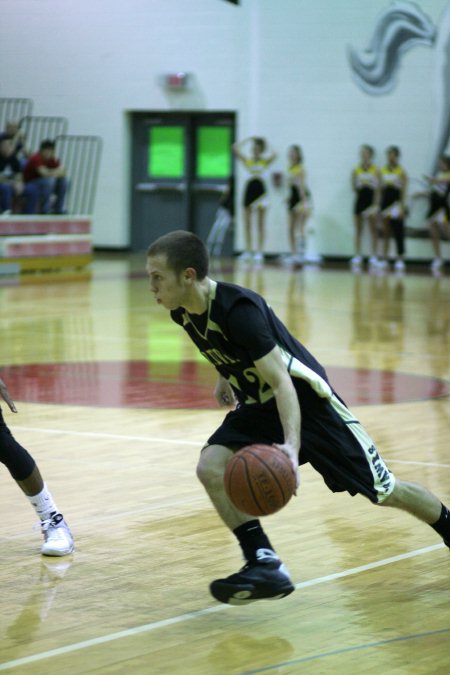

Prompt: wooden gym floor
[{"left": 0, "top": 254, "right": 449, "bottom": 674}]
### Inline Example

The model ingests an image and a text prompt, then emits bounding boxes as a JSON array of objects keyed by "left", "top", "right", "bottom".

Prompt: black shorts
[
  {"left": 207, "top": 392, "right": 395, "bottom": 504},
  {"left": 244, "top": 178, "right": 266, "bottom": 208},
  {"left": 288, "top": 185, "right": 301, "bottom": 211},
  {"left": 427, "top": 192, "right": 449, "bottom": 220},
  {"left": 381, "top": 187, "right": 400, "bottom": 211},
  {"left": 354, "top": 188, "right": 375, "bottom": 215}
]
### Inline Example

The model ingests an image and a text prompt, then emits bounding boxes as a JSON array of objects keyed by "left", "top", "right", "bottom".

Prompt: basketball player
[
  {"left": 0, "top": 377, "right": 74, "bottom": 556},
  {"left": 351, "top": 144, "right": 380, "bottom": 269},
  {"left": 379, "top": 146, "right": 408, "bottom": 271},
  {"left": 285, "top": 145, "right": 312, "bottom": 265},
  {"left": 146, "top": 231, "right": 450, "bottom": 605},
  {"left": 233, "top": 136, "right": 276, "bottom": 263}
]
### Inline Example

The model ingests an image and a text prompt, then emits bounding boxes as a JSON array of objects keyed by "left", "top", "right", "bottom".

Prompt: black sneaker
[{"left": 210, "top": 549, "right": 295, "bottom": 605}]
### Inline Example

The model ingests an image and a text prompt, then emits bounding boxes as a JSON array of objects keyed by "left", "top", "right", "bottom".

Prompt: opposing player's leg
[
  {"left": 0, "top": 413, "right": 74, "bottom": 556},
  {"left": 197, "top": 442, "right": 294, "bottom": 604}
]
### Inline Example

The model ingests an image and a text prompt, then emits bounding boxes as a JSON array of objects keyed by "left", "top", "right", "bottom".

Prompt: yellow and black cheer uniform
[
  {"left": 243, "top": 158, "right": 270, "bottom": 208},
  {"left": 353, "top": 164, "right": 378, "bottom": 215},
  {"left": 380, "top": 164, "right": 407, "bottom": 256},
  {"left": 287, "top": 163, "right": 311, "bottom": 212},
  {"left": 427, "top": 172, "right": 450, "bottom": 224},
  {"left": 380, "top": 165, "right": 406, "bottom": 216},
  {"left": 171, "top": 280, "right": 395, "bottom": 504}
]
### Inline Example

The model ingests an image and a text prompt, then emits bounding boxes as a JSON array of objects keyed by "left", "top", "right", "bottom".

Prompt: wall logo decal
[{"left": 348, "top": 1, "right": 450, "bottom": 167}]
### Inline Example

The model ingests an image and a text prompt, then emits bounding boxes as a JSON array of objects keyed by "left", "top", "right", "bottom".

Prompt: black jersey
[{"left": 171, "top": 280, "right": 332, "bottom": 407}]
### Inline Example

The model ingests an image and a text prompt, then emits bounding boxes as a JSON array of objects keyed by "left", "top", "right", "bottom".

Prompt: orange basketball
[{"left": 224, "top": 444, "right": 296, "bottom": 516}]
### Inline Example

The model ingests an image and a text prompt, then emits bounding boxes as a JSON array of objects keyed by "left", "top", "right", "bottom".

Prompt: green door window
[
  {"left": 148, "top": 126, "right": 185, "bottom": 178},
  {"left": 197, "top": 126, "right": 232, "bottom": 178}
]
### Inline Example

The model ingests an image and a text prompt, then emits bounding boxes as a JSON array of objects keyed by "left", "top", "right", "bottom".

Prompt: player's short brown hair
[{"left": 147, "top": 230, "right": 209, "bottom": 280}]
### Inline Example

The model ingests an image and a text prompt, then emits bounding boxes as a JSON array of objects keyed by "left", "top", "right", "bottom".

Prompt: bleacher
[{"left": 0, "top": 97, "right": 102, "bottom": 275}]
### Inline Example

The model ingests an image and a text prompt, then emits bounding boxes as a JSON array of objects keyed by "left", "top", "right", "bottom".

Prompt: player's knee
[
  {"left": 196, "top": 455, "right": 210, "bottom": 486},
  {"left": 0, "top": 426, "right": 36, "bottom": 480},
  {"left": 196, "top": 449, "right": 217, "bottom": 487},
  {"left": 377, "top": 479, "right": 404, "bottom": 508},
  {"left": 196, "top": 444, "right": 231, "bottom": 488}
]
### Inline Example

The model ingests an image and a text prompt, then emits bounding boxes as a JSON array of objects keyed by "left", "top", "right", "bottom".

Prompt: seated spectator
[
  {"left": 0, "top": 121, "right": 29, "bottom": 167},
  {"left": 23, "top": 139, "right": 68, "bottom": 214},
  {"left": 0, "top": 138, "right": 38, "bottom": 214}
]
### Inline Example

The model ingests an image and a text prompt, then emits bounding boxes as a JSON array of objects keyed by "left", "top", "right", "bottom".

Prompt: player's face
[{"left": 146, "top": 254, "right": 185, "bottom": 310}]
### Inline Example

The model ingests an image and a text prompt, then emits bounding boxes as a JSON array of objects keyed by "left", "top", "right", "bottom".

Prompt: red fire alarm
[{"left": 164, "top": 72, "right": 190, "bottom": 90}]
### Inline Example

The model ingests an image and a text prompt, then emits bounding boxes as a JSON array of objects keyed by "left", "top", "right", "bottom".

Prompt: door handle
[
  {"left": 136, "top": 182, "right": 186, "bottom": 192},
  {"left": 192, "top": 183, "right": 227, "bottom": 193}
]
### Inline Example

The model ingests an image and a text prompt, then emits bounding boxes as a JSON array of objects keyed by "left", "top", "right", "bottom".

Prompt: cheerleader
[
  {"left": 351, "top": 145, "right": 379, "bottom": 268},
  {"left": 233, "top": 136, "right": 276, "bottom": 262},
  {"left": 285, "top": 145, "right": 312, "bottom": 264},
  {"left": 379, "top": 146, "right": 408, "bottom": 271},
  {"left": 422, "top": 156, "right": 450, "bottom": 272}
]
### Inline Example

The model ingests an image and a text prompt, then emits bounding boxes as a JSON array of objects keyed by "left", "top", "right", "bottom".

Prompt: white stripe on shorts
[{"left": 329, "top": 393, "right": 396, "bottom": 503}]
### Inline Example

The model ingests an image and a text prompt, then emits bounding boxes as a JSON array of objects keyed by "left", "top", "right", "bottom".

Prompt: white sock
[{"left": 28, "top": 483, "right": 58, "bottom": 520}]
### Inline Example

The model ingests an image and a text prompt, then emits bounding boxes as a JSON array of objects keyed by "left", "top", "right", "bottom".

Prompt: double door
[{"left": 130, "top": 112, "right": 235, "bottom": 252}]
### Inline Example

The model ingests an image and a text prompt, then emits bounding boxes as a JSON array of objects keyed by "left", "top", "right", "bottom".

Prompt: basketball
[{"left": 224, "top": 444, "right": 296, "bottom": 517}]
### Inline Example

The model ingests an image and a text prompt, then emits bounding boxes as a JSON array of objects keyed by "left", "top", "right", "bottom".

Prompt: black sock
[
  {"left": 233, "top": 520, "right": 275, "bottom": 562},
  {"left": 430, "top": 504, "right": 450, "bottom": 545}
]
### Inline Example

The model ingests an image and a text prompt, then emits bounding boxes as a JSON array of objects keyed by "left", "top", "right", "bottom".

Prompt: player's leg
[
  {"left": 302, "top": 393, "right": 450, "bottom": 549},
  {"left": 197, "top": 444, "right": 251, "bottom": 530},
  {"left": 197, "top": 433, "right": 294, "bottom": 603},
  {"left": 379, "top": 479, "right": 449, "bottom": 545},
  {"left": 0, "top": 415, "right": 73, "bottom": 556}
]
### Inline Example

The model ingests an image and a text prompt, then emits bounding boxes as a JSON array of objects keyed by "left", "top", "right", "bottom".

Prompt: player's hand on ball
[{"left": 273, "top": 442, "right": 300, "bottom": 493}]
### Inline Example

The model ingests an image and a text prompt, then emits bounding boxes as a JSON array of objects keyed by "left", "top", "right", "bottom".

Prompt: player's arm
[
  {"left": 254, "top": 346, "right": 300, "bottom": 480},
  {"left": 214, "top": 374, "right": 236, "bottom": 408}
]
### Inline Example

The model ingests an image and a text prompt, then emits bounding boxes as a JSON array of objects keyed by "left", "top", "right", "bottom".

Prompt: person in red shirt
[{"left": 23, "top": 139, "right": 68, "bottom": 214}]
